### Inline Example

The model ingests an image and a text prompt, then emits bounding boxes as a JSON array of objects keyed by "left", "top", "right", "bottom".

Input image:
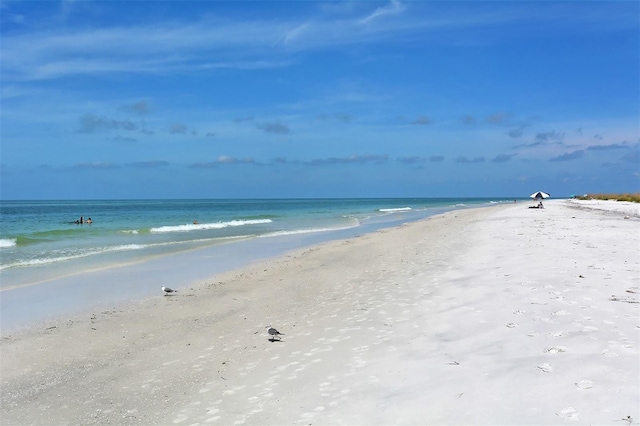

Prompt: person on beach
[{"left": 538, "top": 201, "right": 544, "bottom": 209}]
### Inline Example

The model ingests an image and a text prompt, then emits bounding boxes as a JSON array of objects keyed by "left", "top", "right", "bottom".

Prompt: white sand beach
[{"left": 1, "top": 199, "right": 638, "bottom": 425}]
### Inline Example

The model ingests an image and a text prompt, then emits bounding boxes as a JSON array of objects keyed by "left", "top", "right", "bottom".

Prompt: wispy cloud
[
  {"left": 306, "top": 154, "right": 388, "bottom": 166},
  {"left": 586, "top": 143, "right": 629, "bottom": 151},
  {"left": 535, "top": 130, "right": 564, "bottom": 144},
  {"left": 271, "top": 157, "right": 298, "bottom": 165},
  {"left": 283, "top": 22, "right": 311, "bottom": 44},
  {"left": 507, "top": 125, "right": 527, "bottom": 138},
  {"left": 455, "top": 156, "right": 485, "bottom": 163},
  {"left": 461, "top": 115, "right": 476, "bottom": 125},
  {"left": 514, "top": 129, "right": 565, "bottom": 149},
  {"left": 549, "top": 149, "right": 584, "bottom": 162},
  {"left": 126, "top": 160, "right": 169, "bottom": 168},
  {"left": 492, "top": 153, "right": 517, "bottom": 162},
  {"left": 358, "top": 0, "right": 406, "bottom": 25},
  {"left": 189, "top": 162, "right": 217, "bottom": 169},
  {"left": 622, "top": 148, "right": 639, "bottom": 163},
  {"left": 189, "top": 156, "right": 258, "bottom": 168},
  {"left": 120, "top": 100, "right": 149, "bottom": 115},
  {"left": 72, "top": 162, "right": 120, "bottom": 170},
  {"left": 5, "top": 1, "right": 581, "bottom": 82},
  {"left": 397, "top": 156, "right": 425, "bottom": 164},
  {"left": 4, "top": 13, "right": 25, "bottom": 25},
  {"left": 168, "top": 123, "right": 188, "bottom": 134},
  {"left": 78, "top": 114, "right": 137, "bottom": 133},
  {"left": 257, "top": 122, "right": 290, "bottom": 134},
  {"left": 486, "top": 112, "right": 509, "bottom": 125},
  {"left": 234, "top": 116, "right": 254, "bottom": 123},
  {"left": 411, "top": 115, "right": 431, "bottom": 125},
  {"left": 216, "top": 155, "right": 257, "bottom": 165},
  {"left": 317, "top": 113, "right": 353, "bottom": 123},
  {"left": 2, "top": 18, "right": 296, "bottom": 80}
]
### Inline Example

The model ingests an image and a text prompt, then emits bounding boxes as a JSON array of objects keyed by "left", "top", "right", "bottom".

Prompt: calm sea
[{"left": 0, "top": 198, "right": 514, "bottom": 328}]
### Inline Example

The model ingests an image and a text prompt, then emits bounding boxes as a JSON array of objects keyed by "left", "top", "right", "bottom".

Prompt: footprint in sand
[
  {"left": 537, "top": 363, "right": 553, "bottom": 373},
  {"left": 172, "top": 414, "right": 189, "bottom": 423},
  {"left": 556, "top": 406, "right": 579, "bottom": 421},
  {"left": 544, "top": 346, "right": 566, "bottom": 354},
  {"left": 575, "top": 380, "right": 594, "bottom": 390}
]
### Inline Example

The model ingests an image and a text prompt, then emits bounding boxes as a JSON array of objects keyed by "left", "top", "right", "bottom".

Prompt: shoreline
[
  {"left": 1, "top": 200, "right": 638, "bottom": 425},
  {"left": 0, "top": 203, "right": 464, "bottom": 332}
]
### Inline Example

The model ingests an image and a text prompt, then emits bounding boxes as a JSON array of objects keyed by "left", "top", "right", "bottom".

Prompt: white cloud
[
  {"left": 3, "top": 3, "right": 552, "bottom": 82},
  {"left": 283, "top": 22, "right": 311, "bottom": 45},
  {"left": 217, "top": 156, "right": 256, "bottom": 165},
  {"left": 358, "top": 0, "right": 406, "bottom": 25}
]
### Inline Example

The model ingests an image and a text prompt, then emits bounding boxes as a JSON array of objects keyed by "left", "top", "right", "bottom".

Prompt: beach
[
  {"left": 0, "top": 198, "right": 493, "bottom": 330},
  {"left": 1, "top": 199, "right": 638, "bottom": 425}
]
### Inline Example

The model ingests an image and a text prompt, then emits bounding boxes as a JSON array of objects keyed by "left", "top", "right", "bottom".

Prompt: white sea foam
[
  {"left": 378, "top": 207, "right": 412, "bottom": 212},
  {"left": 260, "top": 224, "right": 358, "bottom": 238},
  {"left": 150, "top": 219, "right": 272, "bottom": 233},
  {"left": 0, "top": 244, "right": 146, "bottom": 271},
  {"left": 0, "top": 238, "right": 17, "bottom": 249}
]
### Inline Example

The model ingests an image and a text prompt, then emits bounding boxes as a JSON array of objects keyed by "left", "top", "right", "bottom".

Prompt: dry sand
[{"left": 1, "top": 199, "right": 638, "bottom": 425}]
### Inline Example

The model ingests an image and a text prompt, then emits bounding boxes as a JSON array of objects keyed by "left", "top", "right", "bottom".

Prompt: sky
[{"left": 1, "top": 0, "right": 638, "bottom": 200}]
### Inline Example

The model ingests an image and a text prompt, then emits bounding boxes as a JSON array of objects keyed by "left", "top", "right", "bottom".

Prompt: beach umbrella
[{"left": 530, "top": 191, "right": 550, "bottom": 200}]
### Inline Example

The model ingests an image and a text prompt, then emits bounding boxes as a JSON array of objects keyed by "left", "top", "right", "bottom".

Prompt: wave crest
[
  {"left": 0, "top": 244, "right": 145, "bottom": 271},
  {"left": 150, "top": 218, "right": 272, "bottom": 233},
  {"left": 378, "top": 207, "right": 412, "bottom": 212},
  {"left": 0, "top": 238, "right": 17, "bottom": 248}
]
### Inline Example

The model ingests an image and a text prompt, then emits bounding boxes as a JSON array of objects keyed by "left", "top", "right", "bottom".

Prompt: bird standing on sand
[
  {"left": 267, "top": 326, "right": 284, "bottom": 341},
  {"left": 161, "top": 286, "right": 177, "bottom": 295}
]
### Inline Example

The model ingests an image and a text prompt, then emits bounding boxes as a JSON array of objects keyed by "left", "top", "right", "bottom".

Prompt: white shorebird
[
  {"left": 161, "top": 286, "right": 177, "bottom": 295},
  {"left": 267, "top": 326, "right": 284, "bottom": 341}
]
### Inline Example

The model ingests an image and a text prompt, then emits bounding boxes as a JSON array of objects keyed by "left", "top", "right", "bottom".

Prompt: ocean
[{"left": 0, "top": 198, "right": 512, "bottom": 329}]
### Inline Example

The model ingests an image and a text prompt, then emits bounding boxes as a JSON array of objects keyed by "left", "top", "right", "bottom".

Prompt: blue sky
[{"left": 1, "top": 0, "right": 638, "bottom": 199}]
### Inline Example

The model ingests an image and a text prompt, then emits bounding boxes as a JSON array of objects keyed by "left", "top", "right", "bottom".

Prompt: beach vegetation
[{"left": 575, "top": 193, "right": 640, "bottom": 203}]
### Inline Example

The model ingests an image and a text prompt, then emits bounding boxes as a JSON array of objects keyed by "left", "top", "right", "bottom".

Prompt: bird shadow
[{"left": 268, "top": 338, "right": 284, "bottom": 343}]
